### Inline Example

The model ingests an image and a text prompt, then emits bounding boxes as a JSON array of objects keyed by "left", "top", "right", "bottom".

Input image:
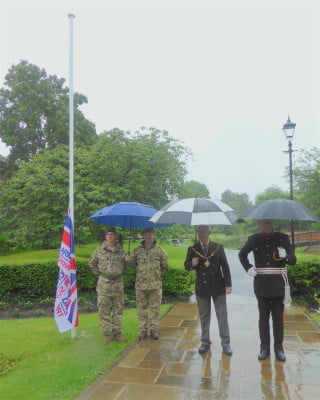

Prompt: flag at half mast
[{"left": 54, "top": 210, "right": 78, "bottom": 332}]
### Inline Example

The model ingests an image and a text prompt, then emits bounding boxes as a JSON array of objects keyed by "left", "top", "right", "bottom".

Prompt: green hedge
[
  {"left": 0, "top": 259, "right": 193, "bottom": 301},
  {"left": 1, "top": 258, "right": 318, "bottom": 305},
  {"left": 288, "top": 259, "right": 320, "bottom": 305}
]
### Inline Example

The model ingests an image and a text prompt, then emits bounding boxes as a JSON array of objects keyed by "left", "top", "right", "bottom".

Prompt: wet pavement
[
  {"left": 75, "top": 250, "right": 320, "bottom": 399},
  {"left": 75, "top": 293, "right": 320, "bottom": 400}
]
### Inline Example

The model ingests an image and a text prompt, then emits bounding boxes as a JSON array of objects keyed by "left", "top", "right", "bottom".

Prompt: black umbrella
[{"left": 240, "top": 199, "right": 320, "bottom": 222}]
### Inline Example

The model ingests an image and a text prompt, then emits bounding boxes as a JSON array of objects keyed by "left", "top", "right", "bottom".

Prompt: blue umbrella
[{"left": 89, "top": 202, "right": 169, "bottom": 252}]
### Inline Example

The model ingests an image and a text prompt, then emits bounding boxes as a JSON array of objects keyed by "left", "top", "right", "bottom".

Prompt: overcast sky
[{"left": 1, "top": 0, "right": 319, "bottom": 202}]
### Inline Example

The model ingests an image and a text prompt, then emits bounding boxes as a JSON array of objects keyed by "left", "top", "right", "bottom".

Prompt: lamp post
[{"left": 282, "top": 116, "right": 296, "bottom": 248}]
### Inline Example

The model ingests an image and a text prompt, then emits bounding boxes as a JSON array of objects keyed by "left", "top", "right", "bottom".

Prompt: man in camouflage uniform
[
  {"left": 89, "top": 227, "right": 130, "bottom": 344},
  {"left": 130, "top": 227, "right": 168, "bottom": 340}
]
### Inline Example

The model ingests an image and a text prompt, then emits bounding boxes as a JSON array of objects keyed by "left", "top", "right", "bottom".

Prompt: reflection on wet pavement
[{"left": 76, "top": 296, "right": 320, "bottom": 400}]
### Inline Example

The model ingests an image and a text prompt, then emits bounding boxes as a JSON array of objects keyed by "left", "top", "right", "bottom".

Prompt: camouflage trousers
[
  {"left": 136, "top": 289, "right": 162, "bottom": 331},
  {"left": 97, "top": 291, "right": 124, "bottom": 336}
]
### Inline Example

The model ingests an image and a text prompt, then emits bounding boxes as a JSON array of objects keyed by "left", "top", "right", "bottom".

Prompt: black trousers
[{"left": 257, "top": 296, "right": 284, "bottom": 351}]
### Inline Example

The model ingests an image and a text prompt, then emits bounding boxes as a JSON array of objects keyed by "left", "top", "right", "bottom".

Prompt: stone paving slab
[{"left": 75, "top": 296, "right": 320, "bottom": 400}]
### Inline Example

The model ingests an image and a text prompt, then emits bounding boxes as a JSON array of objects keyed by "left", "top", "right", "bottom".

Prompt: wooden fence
[{"left": 286, "top": 231, "right": 320, "bottom": 247}]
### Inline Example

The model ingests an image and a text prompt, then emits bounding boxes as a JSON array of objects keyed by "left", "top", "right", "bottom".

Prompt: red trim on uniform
[{"left": 260, "top": 232, "right": 274, "bottom": 237}]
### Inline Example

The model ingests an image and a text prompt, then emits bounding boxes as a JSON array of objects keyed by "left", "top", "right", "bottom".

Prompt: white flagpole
[{"left": 68, "top": 13, "right": 76, "bottom": 339}]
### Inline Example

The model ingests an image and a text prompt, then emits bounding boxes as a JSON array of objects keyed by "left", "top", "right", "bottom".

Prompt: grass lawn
[
  {"left": 1, "top": 239, "right": 318, "bottom": 267},
  {"left": 0, "top": 305, "right": 171, "bottom": 400},
  {"left": 310, "top": 312, "right": 320, "bottom": 328},
  {"left": 0, "top": 241, "right": 192, "bottom": 268},
  {"left": 293, "top": 246, "right": 320, "bottom": 262}
]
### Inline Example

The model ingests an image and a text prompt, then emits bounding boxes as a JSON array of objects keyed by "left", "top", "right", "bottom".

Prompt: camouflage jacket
[
  {"left": 89, "top": 241, "right": 127, "bottom": 295},
  {"left": 130, "top": 241, "right": 168, "bottom": 290}
]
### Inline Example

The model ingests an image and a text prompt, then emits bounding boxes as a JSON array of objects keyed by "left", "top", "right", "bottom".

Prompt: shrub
[
  {"left": 288, "top": 259, "right": 320, "bottom": 305},
  {"left": 0, "top": 260, "right": 192, "bottom": 302},
  {"left": 162, "top": 268, "right": 194, "bottom": 296},
  {"left": 0, "top": 233, "right": 13, "bottom": 255}
]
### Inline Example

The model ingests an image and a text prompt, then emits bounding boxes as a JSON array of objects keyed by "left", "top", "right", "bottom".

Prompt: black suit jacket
[
  {"left": 184, "top": 241, "right": 232, "bottom": 298},
  {"left": 238, "top": 232, "right": 296, "bottom": 298}
]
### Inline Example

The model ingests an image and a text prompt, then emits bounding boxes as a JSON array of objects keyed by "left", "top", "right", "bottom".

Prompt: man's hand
[
  {"left": 247, "top": 267, "right": 257, "bottom": 277},
  {"left": 226, "top": 287, "right": 232, "bottom": 295},
  {"left": 124, "top": 255, "right": 131, "bottom": 262},
  {"left": 192, "top": 257, "right": 199, "bottom": 267}
]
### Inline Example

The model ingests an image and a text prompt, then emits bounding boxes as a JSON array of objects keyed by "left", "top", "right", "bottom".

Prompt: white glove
[
  {"left": 277, "top": 247, "right": 286, "bottom": 258},
  {"left": 247, "top": 267, "right": 257, "bottom": 277}
]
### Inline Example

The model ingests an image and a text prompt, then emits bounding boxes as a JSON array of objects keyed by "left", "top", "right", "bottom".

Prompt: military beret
[
  {"left": 143, "top": 227, "right": 154, "bottom": 234},
  {"left": 105, "top": 227, "right": 117, "bottom": 234}
]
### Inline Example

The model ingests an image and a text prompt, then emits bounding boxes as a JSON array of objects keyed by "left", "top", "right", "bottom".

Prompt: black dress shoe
[
  {"left": 258, "top": 349, "right": 270, "bottom": 361},
  {"left": 275, "top": 350, "right": 286, "bottom": 362},
  {"left": 198, "top": 343, "right": 210, "bottom": 354},
  {"left": 222, "top": 344, "right": 233, "bottom": 355}
]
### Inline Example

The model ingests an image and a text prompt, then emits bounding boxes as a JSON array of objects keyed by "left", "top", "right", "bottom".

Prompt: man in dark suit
[
  {"left": 184, "top": 225, "right": 233, "bottom": 355},
  {"left": 239, "top": 219, "right": 296, "bottom": 362}
]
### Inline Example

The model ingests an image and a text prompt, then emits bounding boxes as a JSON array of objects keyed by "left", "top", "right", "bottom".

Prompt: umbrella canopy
[
  {"left": 240, "top": 199, "right": 320, "bottom": 222},
  {"left": 89, "top": 202, "right": 169, "bottom": 228},
  {"left": 149, "top": 197, "right": 242, "bottom": 226}
]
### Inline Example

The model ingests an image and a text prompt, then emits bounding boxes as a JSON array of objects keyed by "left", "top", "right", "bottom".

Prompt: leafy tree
[
  {"left": 81, "top": 127, "right": 191, "bottom": 211},
  {"left": 0, "top": 128, "right": 191, "bottom": 249},
  {"left": 292, "top": 147, "right": 320, "bottom": 230},
  {"left": 215, "top": 189, "right": 253, "bottom": 236},
  {"left": 221, "top": 189, "right": 252, "bottom": 215},
  {"left": 178, "top": 180, "right": 210, "bottom": 199},
  {"left": 292, "top": 148, "right": 320, "bottom": 215},
  {"left": 0, "top": 60, "right": 97, "bottom": 167},
  {"left": 0, "top": 146, "right": 69, "bottom": 249},
  {"left": 254, "top": 186, "right": 288, "bottom": 204}
]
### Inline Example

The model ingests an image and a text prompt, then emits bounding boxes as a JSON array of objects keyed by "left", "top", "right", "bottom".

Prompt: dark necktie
[{"left": 203, "top": 244, "right": 208, "bottom": 256}]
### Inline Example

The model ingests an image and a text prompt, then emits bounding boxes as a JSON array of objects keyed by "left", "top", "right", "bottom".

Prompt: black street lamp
[{"left": 282, "top": 116, "right": 297, "bottom": 248}]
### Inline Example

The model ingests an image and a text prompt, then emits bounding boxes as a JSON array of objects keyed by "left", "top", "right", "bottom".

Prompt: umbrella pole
[
  {"left": 291, "top": 220, "right": 295, "bottom": 251},
  {"left": 128, "top": 226, "right": 131, "bottom": 254}
]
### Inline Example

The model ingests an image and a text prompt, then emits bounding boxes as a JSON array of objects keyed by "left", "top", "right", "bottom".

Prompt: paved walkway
[{"left": 75, "top": 294, "right": 320, "bottom": 400}]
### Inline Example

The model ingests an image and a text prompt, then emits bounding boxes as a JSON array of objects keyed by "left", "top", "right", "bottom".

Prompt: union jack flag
[{"left": 54, "top": 210, "right": 78, "bottom": 333}]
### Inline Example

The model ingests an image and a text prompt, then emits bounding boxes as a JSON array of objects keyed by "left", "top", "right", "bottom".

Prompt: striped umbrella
[{"left": 150, "top": 198, "right": 242, "bottom": 226}]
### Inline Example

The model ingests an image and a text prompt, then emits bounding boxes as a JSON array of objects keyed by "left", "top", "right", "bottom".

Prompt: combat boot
[
  {"left": 104, "top": 335, "right": 112, "bottom": 344},
  {"left": 139, "top": 330, "right": 147, "bottom": 340},
  {"left": 150, "top": 330, "right": 159, "bottom": 340},
  {"left": 114, "top": 333, "right": 128, "bottom": 342}
]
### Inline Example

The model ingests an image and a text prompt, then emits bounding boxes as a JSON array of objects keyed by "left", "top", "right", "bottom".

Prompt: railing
[
  {"left": 239, "top": 231, "right": 320, "bottom": 248},
  {"left": 285, "top": 231, "right": 320, "bottom": 247}
]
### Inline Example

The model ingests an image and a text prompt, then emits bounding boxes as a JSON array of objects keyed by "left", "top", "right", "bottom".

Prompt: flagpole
[
  {"left": 68, "top": 13, "right": 76, "bottom": 339},
  {"left": 68, "top": 13, "right": 75, "bottom": 223}
]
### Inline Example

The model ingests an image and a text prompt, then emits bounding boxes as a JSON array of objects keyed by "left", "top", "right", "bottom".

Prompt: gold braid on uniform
[
  {"left": 272, "top": 253, "right": 285, "bottom": 262},
  {"left": 192, "top": 244, "right": 220, "bottom": 267}
]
